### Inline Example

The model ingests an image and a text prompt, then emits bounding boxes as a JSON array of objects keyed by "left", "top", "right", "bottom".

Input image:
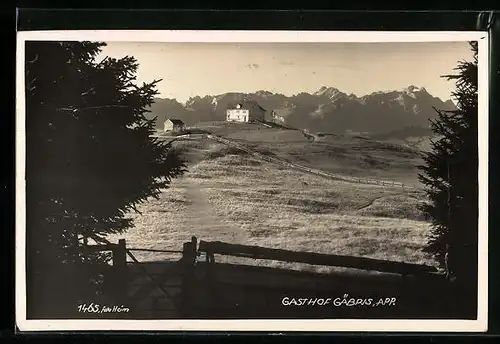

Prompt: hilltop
[{"left": 146, "top": 86, "right": 455, "bottom": 139}]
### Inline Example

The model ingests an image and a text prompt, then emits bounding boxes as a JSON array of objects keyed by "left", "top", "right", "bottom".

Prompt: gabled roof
[
  {"left": 230, "top": 100, "right": 267, "bottom": 112},
  {"left": 165, "top": 118, "right": 185, "bottom": 125}
]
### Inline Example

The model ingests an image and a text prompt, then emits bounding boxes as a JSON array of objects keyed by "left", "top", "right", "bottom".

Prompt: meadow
[
  {"left": 205, "top": 122, "right": 425, "bottom": 186},
  {"left": 108, "top": 124, "right": 437, "bottom": 274}
]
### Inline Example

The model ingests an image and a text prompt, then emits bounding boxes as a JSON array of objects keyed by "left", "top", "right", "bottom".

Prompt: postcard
[{"left": 15, "top": 29, "right": 488, "bottom": 332}]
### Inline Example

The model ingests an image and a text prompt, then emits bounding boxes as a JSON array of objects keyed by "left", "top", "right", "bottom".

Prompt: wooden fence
[
  {"left": 83, "top": 235, "right": 444, "bottom": 318},
  {"left": 84, "top": 238, "right": 128, "bottom": 302},
  {"left": 205, "top": 134, "right": 419, "bottom": 189},
  {"left": 190, "top": 236, "right": 446, "bottom": 318},
  {"left": 152, "top": 128, "right": 420, "bottom": 189},
  {"left": 197, "top": 239, "right": 438, "bottom": 277},
  {"left": 83, "top": 236, "right": 184, "bottom": 317}
]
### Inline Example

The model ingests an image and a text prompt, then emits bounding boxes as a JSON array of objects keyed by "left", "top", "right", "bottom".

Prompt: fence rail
[
  {"left": 127, "top": 248, "right": 184, "bottom": 254},
  {"left": 198, "top": 239, "right": 438, "bottom": 277},
  {"left": 88, "top": 236, "right": 438, "bottom": 278}
]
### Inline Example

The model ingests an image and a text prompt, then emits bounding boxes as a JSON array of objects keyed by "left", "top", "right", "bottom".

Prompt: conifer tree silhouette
[
  {"left": 25, "top": 41, "right": 186, "bottom": 317},
  {"left": 418, "top": 42, "right": 478, "bottom": 311}
]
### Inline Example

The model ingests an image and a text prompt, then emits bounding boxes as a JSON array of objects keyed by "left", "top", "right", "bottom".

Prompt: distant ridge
[{"left": 147, "top": 86, "right": 456, "bottom": 136}]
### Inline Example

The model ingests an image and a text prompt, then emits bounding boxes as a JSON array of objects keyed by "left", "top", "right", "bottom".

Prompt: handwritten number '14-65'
[{"left": 77, "top": 303, "right": 130, "bottom": 314}]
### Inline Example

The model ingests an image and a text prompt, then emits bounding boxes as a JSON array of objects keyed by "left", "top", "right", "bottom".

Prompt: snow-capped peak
[
  {"left": 314, "top": 86, "right": 343, "bottom": 100},
  {"left": 402, "top": 85, "right": 428, "bottom": 98},
  {"left": 405, "top": 85, "right": 421, "bottom": 93}
]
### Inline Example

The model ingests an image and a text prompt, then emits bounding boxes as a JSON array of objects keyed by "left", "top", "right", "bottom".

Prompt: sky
[{"left": 99, "top": 41, "right": 473, "bottom": 103}]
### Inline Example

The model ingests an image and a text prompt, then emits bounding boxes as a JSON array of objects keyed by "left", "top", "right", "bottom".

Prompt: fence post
[
  {"left": 112, "top": 239, "right": 127, "bottom": 305},
  {"left": 180, "top": 236, "right": 197, "bottom": 317}
]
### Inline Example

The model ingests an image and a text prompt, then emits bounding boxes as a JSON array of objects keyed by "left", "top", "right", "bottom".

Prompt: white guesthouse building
[{"left": 226, "top": 101, "right": 266, "bottom": 123}]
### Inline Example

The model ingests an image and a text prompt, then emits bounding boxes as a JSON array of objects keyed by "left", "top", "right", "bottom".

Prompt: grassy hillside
[
  {"left": 195, "top": 122, "right": 425, "bottom": 186},
  {"left": 109, "top": 124, "right": 435, "bottom": 273}
]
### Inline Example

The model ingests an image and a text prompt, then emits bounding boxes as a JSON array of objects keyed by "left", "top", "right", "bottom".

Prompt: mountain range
[{"left": 146, "top": 86, "right": 456, "bottom": 136}]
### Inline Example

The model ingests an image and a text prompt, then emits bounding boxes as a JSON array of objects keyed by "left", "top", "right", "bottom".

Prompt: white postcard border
[{"left": 15, "top": 30, "right": 489, "bottom": 333}]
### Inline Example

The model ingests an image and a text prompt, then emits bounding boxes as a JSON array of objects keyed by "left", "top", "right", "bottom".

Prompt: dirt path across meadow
[
  {"left": 355, "top": 192, "right": 425, "bottom": 211},
  {"left": 179, "top": 177, "right": 248, "bottom": 243}
]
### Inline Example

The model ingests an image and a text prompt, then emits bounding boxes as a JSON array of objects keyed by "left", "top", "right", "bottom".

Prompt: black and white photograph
[{"left": 16, "top": 30, "right": 488, "bottom": 332}]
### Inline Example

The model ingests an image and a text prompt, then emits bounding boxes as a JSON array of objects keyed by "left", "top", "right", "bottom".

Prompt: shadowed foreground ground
[
  {"left": 189, "top": 262, "right": 475, "bottom": 320},
  {"left": 34, "top": 258, "right": 476, "bottom": 320},
  {"left": 121, "top": 260, "right": 476, "bottom": 320}
]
